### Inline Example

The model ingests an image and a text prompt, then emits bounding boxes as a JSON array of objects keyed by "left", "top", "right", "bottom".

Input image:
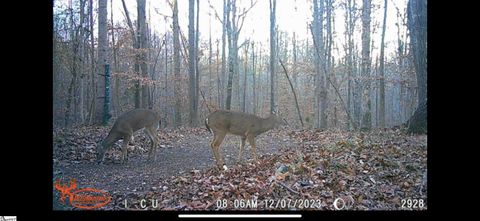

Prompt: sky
[{"left": 55, "top": 0, "right": 409, "bottom": 61}]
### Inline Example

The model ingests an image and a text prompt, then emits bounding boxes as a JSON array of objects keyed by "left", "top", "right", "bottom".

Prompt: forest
[{"left": 53, "top": 0, "right": 427, "bottom": 211}]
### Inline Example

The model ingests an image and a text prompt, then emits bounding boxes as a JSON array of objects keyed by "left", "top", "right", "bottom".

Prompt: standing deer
[
  {"left": 205, "top": 110, "right": 286, "bottom": 169},
  {"left": 97, "top": 109, "right": 161, "bottom": 164}
]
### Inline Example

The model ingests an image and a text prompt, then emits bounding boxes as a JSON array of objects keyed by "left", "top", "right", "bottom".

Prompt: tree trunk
[
  {"left": 360, "top": 0, "right": 372, "bottom": 130},
  {"left": 345, "top": 0, "right": 355, "bottom": 129},
  {"left": 312, "top": 0, "right": 327, "bottom": 129},
  {"left": 110, "top": 0, "right": 121, "bottom": 117},
  {"left": 78, "top": 0, "right": 86, "bottom": 124},
  {"left": 121, "top": 0, "right": 140, "bottom": 109},
  {"left": 292, "top": 32, "right": 297, "bottom": 91},
  {"left": 173, "top": 0, "right": 182, "bottom": 126},
  {"left": 241, "top": 43, "right": 249, "bottom": 113},
  {"left": 208, "top": 6, "right": 213, "bottom": 106},
  {"left": 379, "top": 0, "right": 387, "bottom": 128},
  {"left": 325, "top": 0, "right": 333, "bottom": 127},
  {"left": 195, "top": 0, "right": 200, "bottom": 125},
  {"left": 407, "top": 100, "right": 426, "bottom": 134},
  {"left": 88, "top": 0, "right": 96, "bottom": 124},
  {"left": 220, "top": 0, "right": 227, "bottom": 110},
  {"left": 188, "top": 0, "right": 197, "bottom": 125},
  {"left": 225, "top": 0, "right": 233, "bottom": 110},
  {"left": 137, "top": 0, "right": 149, "bottom": 109},
  {"left": 216, "top": 39, "right": 222, "bottom": 108},
  {"left": 407, "top": 0, "right": 427, "bottom": 134},
  {"left": 164, "top": 28, "right": 169, "bottom": 126},
  {"left": 269, "top": 0, "right": 276, "bottom": 113},
  {"left": 65, "top": 3, "right": 79, "bottom": 127},
  {"left": 319, "top": 0, "right": 327, "bottom": 129},
  {"left": 252, "top": 41, "right": 256, "bottom": 115},
  {"left": 96, "top": 0, "right": 110, "bottom": 125}
]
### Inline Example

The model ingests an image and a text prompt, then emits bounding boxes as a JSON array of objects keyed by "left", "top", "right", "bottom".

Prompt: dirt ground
[{"left": 53, "top": 128, "right": 293, "bottom": 210}]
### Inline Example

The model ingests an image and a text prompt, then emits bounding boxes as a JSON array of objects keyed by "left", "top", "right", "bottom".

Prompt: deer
[
  {"left": 97, "top": 109, "right": 161, "bottom": 164},
  {"left": 205, "top": 110, "right": 287, "bottom": 169}
]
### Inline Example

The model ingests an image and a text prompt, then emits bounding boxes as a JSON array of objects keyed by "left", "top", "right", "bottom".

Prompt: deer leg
[
  {"left": 121, "top": 134, "right": 132, "bottom": 164},
  {"left": 210, "top": 133, "right": 217, "bottom": 149},
  {"left": 211, "top": 131, "right": 226, "bottom": 169},
  {"left": 144, "top": 127, "right": 156, "bottom": 161},
  {"left": 145, "top": 126, "right": 158, "bottom": 162},
  {"left": 247, "top": 135, "right": 258, "bottom": 161},
  {"left": 237, "top": 136, "right": 246, "bottom": 163}
]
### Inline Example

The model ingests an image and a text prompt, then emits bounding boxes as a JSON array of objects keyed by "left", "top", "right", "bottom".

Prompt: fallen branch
[{"left": 275, "top": 180, "right": 299, "bottom": 195}]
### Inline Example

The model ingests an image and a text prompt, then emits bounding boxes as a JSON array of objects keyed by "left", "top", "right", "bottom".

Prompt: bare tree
[
  {"left": 207, "top": 0, "right": 227, "bottom": 109},
  {"left": 172, "top": 0, "right": 182, "bottom": 126},
  {"left": 251, "top": 41, "right": 257, "bottom": 115},
  {"left": 78, "top": 0, "right": 86, "bottom": 124},
  {"left": 325, "top": 0, "right": 333, "bottom": 127},
  {"left": 97, "top": 0, "right": 110, "bottom": 124},
  {"left": 292, "top": 32, "right": 297, "bottom": 90},
  {"left": 121, "top": 0, "right": 140, "bottom": 108},
  {"left": 225, "top": 0, "right": 234, "bottom": 110},
  {"left": 379, "top": 0, "right": 387, "bottom": 128},
  {"left": 406, "top": 0, "right": 427, "bottom": 133},
  {"left": 111, "top": 0, "right": 121, "bottom": 117},
  {"left": 138, "top": 0, "right": 149, "bottom": 108},
  {"left": 195, "top": 0, "right": 200, "bottom": 124},
  {"left": 188, "top": 0, "right": 197, "bottom": 125},
  {"left": 360, "top": 0, "right": 372, "bottom": 130},
  {"left": 87, "top": 0, "right": 96, "bottom": 124},
  {"left": 221, "top": 0, "right": 227, "bottom": 109},
  {"left": 269, "top": 0, "right": 276, "bottom": 113},
  {"left": 312, "top": 0, "right": 327, "bottom": 129},
  {"left": 241, "top": 41, "right": 249, "bottom": 112},
  {"left": 344, "top": 0, "right": 359, "bottom": 129},
  {"left": 208, "top": 5, "right": 213, "bottom": 104},
  {"left": 65, "top": 0, "right": 86, "bottom": 126},
  {"left": 225, "top": 0, "right": 257, "bottom": 110}
]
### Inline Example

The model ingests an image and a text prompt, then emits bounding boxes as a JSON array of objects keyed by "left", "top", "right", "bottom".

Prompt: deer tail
[{"left": 205, "top": 117, "right": 211, "bottom": 133}]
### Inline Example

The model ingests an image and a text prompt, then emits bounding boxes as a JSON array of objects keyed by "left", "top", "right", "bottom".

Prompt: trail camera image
[{"left": 53, "top": 0, "right": 427, "bottom": 211}]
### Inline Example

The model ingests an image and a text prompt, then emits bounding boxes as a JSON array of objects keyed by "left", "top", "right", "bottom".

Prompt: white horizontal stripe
[{"left": 178, "top": 214, "right": 301, "bottom": 218}]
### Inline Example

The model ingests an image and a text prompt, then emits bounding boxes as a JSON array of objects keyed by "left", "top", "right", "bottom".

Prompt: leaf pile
[
  {"left": 105, "top": 129, "right": 427, "bottom": 210},
  {"left": 53, "top": 126, "right": 207, "bottom": 164}
]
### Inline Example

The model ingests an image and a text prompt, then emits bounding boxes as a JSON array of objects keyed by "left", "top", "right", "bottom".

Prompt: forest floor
[{"left": 53, "top": 126, "right": 427, "bottom": 211}]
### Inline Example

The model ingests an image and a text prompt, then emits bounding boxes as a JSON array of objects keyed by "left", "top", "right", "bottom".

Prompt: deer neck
[{"left": 258, "top": 116, "right": 276, "bottom": 135}]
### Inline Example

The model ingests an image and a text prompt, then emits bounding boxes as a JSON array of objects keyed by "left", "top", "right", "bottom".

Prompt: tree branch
[
  {"left": 279, "top": 58, "right": 304, "bottom": 128},
  {"left": 152, "top": 34, "right": 167, "bottom": 76},
  {"left": 236, "top": 0, "right": 258, "bottom": 33},
  {"left": 238, "top": 0, "right": 258, "bottom": 18},
  {"left": 208, "top": 0, "right": 224, "bottom": 25},
  {"left": 121, "top": 0, "right": 136, "bottom": 41}
]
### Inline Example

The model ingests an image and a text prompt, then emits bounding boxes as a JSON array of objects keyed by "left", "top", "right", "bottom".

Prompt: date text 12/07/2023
[{"left": 215, "top": 199, "right": 323, "bottom": 210}]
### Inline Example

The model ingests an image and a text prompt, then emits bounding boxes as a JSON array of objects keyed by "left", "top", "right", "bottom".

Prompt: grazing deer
[
  {"left": 205, "top": 110, "right": 286, "bottom": 169},
  {"left": 97, "top": 109, "right": 161, "bottom": 164}
]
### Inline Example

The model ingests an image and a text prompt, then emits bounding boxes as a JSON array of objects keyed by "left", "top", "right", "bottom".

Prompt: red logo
[{"left": 54, "top": 178, "right": 112, "bottom": 210}]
